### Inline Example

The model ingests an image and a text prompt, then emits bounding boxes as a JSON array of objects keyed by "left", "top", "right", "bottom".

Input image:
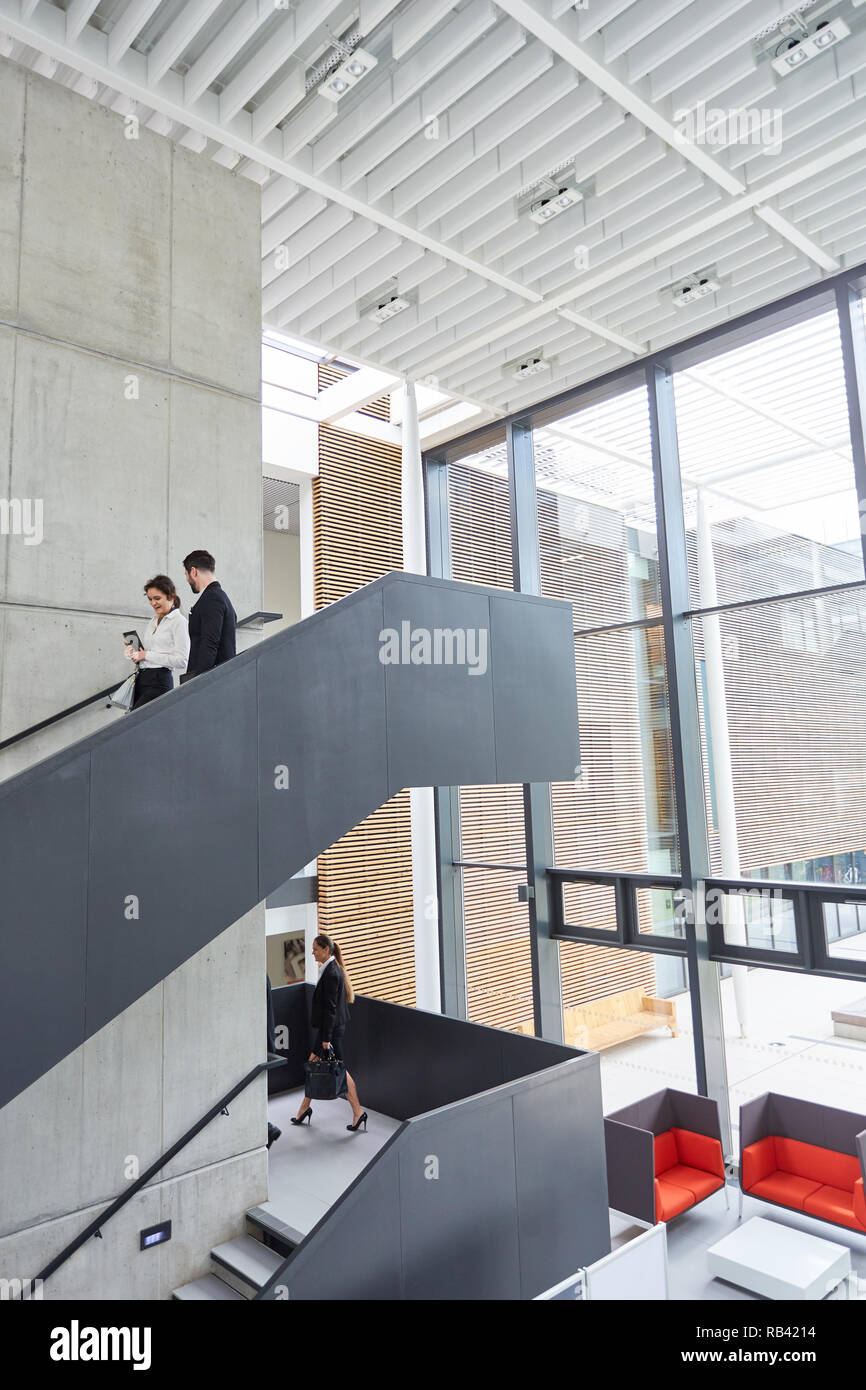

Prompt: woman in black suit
[{"left": 291, "top": 935, "right": 367, "bottom": 1133}]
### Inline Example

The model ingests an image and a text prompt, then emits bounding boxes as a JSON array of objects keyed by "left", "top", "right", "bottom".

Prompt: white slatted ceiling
[{"left": 6, "top": 0, "right": 866, "bottom": 435}]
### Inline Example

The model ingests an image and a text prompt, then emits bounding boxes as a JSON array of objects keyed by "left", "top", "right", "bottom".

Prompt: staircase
[
  {"left": 173, "top": 1209, "right": 303, "bottom": 1300},
  {"left": 1, "top": 571, "right": 578, "bottom": 1115}
]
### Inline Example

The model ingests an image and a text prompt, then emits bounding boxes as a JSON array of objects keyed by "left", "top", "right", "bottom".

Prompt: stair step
[
  {"left": 172, "top": 1273, "right": 245, "bottom": 1301},
  {"left": 246, "top": 1205, "right": 303, "bottom": 1256},
  {"left": 211, "top": 1234, "right": 284, "bottom": 1297}
]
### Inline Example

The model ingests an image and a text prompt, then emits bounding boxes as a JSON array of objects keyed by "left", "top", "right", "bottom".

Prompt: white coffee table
[{"left": 707, "top": 1216, "right": 851, "bottom": 1300}]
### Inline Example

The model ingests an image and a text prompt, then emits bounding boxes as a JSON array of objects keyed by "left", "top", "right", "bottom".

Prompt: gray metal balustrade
[{"left": 0, "top": 572, "right": 579, "bottom": 1112}]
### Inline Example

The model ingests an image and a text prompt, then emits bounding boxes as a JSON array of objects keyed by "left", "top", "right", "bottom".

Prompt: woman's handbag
[
  {"left": 107, "top": 672, "right": 137, "bottom": 712},
  {"left": 304, "top": 1052, "right": 348, "bottom": 1101}
]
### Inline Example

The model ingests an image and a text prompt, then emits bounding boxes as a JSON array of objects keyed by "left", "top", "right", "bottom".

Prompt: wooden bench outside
[
  {"left": 831, "top": 996, "right": 866, "bottom": 1041},
  {"left": 565, "top": 987, "right": 677, "bottom": 1052}
]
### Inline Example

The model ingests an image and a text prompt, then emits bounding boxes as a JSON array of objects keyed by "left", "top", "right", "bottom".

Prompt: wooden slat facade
[
  {"left": 448, "top": 461, "right": 663, "bottom": 1027},
  {"left": 314, "top": 373, "right": 416, "bottom": 1007},
  {"left": 459, "top": 783, "right": 534, "bottom": 1030}
]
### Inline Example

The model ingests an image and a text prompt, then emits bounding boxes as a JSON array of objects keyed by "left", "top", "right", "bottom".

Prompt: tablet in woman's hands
[{"left": 123, "top": 630, "right": 142, "bottom": 652}]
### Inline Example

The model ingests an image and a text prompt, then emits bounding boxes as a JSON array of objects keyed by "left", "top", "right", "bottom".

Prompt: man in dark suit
[{"left": 182, "top": 549, "right": 237, "bottom": 680}]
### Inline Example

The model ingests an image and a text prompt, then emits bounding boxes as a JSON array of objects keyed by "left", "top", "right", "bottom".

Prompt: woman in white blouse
[{"left": 125, "top": 574, "right": 190, "bottom": 709}]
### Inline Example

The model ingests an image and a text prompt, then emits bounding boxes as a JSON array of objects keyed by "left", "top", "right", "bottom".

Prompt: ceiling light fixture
[
  {"left": 518, "top": 163, "right": 591, "bottom": 226},
  {"left": 771, "top": 16, "right": 851, "bottom": 74},
  {"left": 511, "top": 355, "right": 551, "bottom": 380},
  {"left": 529, "top": 184, "right": 583, "bottom": 225},
  {"left": 671, "top": 270, "right": 721, "bottom": 308},
  {"left": 369, "top": 294, "right": 411, "bottom": 324},
  {"left": 319, "top": 46, "right": 378, "bottom": 101}
]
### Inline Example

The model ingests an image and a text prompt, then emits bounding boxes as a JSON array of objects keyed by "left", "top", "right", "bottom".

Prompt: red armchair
[
  {"left": 739, "top": 1094, "right": 866, "bottom": 1234},
  {"left": 654, "top": 1127, "right": 725, "bottom": 1222},
  {"left": 605, "top": 1088, "right": 728, "bottom": 1227}
]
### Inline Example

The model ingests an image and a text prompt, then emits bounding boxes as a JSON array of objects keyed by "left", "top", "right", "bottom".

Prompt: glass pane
[
  {"left": 447, "top": 441, "right": 513, "bottom": 591},
  {"left": 823, "top": 900, "right": 866, "bottom": 965},
  {"left": 674, "top": 308, "right": 863, "bottom": 610},
  {"left": 261, "top": 342, "right": 318, "bottom": 396},
  {"left": 560, "top": 940, "right": 697, "bottom": 1107},
  {"left": 694, "top": 590, "right": 866, "bottom": 890},
  {"left": 535, "top": 386, "right": 659, "bottom": 631},
  {"left": 458, "top": 783, "right": 526, "bottom": 867},
  {"left": 726, "top": 965, "right": 866, "bottom": 1147},
  {"left": 636, "top": 886, "right": 687, "bottom": 939},
  {"left": 461, "top": 867, "right": 533, "bottom": 1032},
  {"left": 561, "top": 880, "right": 617, "bottom": 932},
  {"left": 711, "top": 886, "right": 797, "bottom": 953},
  {"left": 459, "top": 786, "right": 532, "bottom": 1033},
  {"left": 552, "top": 623, "right": 679, "bottom": 875}
]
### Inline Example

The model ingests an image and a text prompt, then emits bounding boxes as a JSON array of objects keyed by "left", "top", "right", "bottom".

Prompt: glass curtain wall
[
  {"left": 429, "top": 269, "right": 866, "bottom": 1127},
  {"left": 672, "top": 304, "right": 866, "bottom": 1114},
  {"left": 445, "top": 440, "right": 536, "bottom": 1029},
  {"left": 533, "top": 386, "right": 689, "bottom": 1097}
]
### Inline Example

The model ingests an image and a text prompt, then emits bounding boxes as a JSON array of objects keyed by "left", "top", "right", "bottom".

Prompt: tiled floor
[
  {"left": 611, "top": 1188, "right": 866, "bottom": 1300},
  {"left": 600, "top": 967, "right": 866, "bottom": 1122},
  {"left": 263, "top": 1086, "right": 401, "bottom": 1238}
]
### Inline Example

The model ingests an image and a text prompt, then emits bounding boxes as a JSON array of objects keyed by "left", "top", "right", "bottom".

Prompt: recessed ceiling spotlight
[
  {"left": 671, "top": 270, "right": 720, "bottom": 308},
  {"left": 517, "top": 163, "right": 592, "bottom": 226},
  {"left": 511, "top": 356, "right": 550, "bottom": 380},
  {"left": 529, "top": 185, "right": 583, "bottom": 225},
  {"left": 369, "top": 294, "right": 411, "bottom": 324},
  {"left": 770, "top": 16, "right": 850, "bottom": 73},
  {"left": 319, "top": 47, "right": 377, "bottom": 102}
]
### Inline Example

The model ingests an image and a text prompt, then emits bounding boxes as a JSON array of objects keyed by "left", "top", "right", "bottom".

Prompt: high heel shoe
[
  {"left": 290, "top": 1108, "right": 312, "bottom": 1126},
  {"left": 346, "top": 1111, "right": 368, "bottom": 1132}
]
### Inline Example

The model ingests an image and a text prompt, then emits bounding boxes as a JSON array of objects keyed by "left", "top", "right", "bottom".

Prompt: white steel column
[
  {"left": 298, "top": 474, "right": 318, "bottom": 974},
  {"left": 402, "top": 380, "right": 442, "bottom": 1011},
  {"left": 298, "top": 476, "right": 315, "bottom": 619},
  {"left": 697, "top": 492, "right": 750, "bottom": 1037}
]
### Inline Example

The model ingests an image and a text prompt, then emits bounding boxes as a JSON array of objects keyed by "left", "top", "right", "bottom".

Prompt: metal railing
[
  {"left": 0, "top": 611, "right": 283, "bottom": 753},
  {"left": 548, "top": 866, "right": 866, "bottom": 982},
  {"left": 18, "top": 1055, "right": 285, "bottom": 1296}
]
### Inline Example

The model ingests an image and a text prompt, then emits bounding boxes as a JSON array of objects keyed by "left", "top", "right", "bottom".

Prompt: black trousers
[{"left": 132, "top": 668, "right": 172, "bottom": 709}]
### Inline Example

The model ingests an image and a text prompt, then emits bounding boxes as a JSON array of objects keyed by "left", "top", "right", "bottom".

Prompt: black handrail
[
  {"left": 0, "top": 684, "right": 119, "bottom": 752},
  {"left": 0, "top": 611, "right": 283, "bottom": 753},
  {"left": 20, "top": 1055, "right": 285, "bottom": 1295}
]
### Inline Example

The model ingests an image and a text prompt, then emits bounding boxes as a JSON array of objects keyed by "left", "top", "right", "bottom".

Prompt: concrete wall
[
  {"left": 0, "top": 59, "right": 267, "bottom": 1296},
  {"left": 0, "top": 907, "right": 268, "bottom": 1300},
  {"left": 0, "top": 56, "right": 262, "bottom": 781}
]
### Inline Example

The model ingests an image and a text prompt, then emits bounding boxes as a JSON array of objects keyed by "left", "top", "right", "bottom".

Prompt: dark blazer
[
  {"left": 185, "top": 581, "right": 237, "bottom": 679},
  {"left": 310, "top": 960, "right": 349, "bottom": 1044}
]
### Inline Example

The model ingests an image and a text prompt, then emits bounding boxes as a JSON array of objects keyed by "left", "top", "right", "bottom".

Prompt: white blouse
[{"left": 139, "top": 608, "right": 190, "bottom": 674}]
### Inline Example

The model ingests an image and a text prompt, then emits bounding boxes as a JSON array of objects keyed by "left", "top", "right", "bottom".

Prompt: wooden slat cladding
[
  {"left": 314, "top": 410, "right": 416, "bottom": 1008},
  {"left": 449, "top": 459, "right": 533, "bottom": 1030},
  {"left": 447, "top": 460, "right": 661, "bottom": 1022},
  {"left": 447, "top": 464, "right": 535, "bottom": 1028},
  {"left": 315, "top": 794, "right": 416, "bottom": 1008},
  {"left": 459, "top": 784, "right": 534, "bottom": 1030},
  {"left": 447, "top": 460, "right": 514, "bottom": 591},
  {"left": 317, "top": 362, "right": 391, "bottom": 420},
  {"left": 559, "top": 940, "right": 657, "bottom": 1009},
  {"left": 313, "top": 422, "right": 402, "bottom": 609},
  {"left": 538, "top": 479, "right": 669, "bottom": 1008}
]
